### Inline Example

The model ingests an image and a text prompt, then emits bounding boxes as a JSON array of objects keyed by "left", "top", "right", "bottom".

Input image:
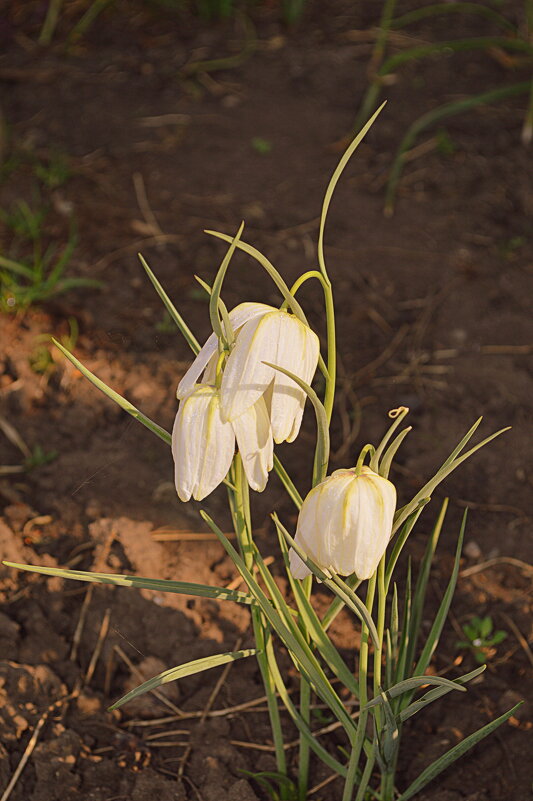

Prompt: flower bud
[{"left": 289, "top": 467, "right": 396, "bottom": 580}]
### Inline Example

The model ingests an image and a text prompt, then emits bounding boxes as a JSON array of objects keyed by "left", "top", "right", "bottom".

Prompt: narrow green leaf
[
  {"left": 386, "top": 507, "right": 425, "bottom": 590},
  {"left": 364, "top": 675, "right": 465, "bottom": 711},
  {"left": 273, "top": 454, "right": 303, "bottom": 509},
  {"left": 109, "top": 649, "right": 257, "bottom": 711},
  {"left": 412, "top": 512, "right": 467, "bottom": 682},
  {"left": 138, "top": 254, "right": 200, "bottom": 355},
  {"left": 52, "top": 340, "right": 172, "bottom": 446},
  {"left": 379, "top": 426, "right": 412, "bottom": 479},
  {"left": 320, "top": 573, "right": 362, "bottom": 632},
  {"left": 394, "top": 560, "right": 412, "bottom": 686},
  {"left": 380, "top": 39, "right": 532, "bottom": 78},
  {"left": 399, "top": 666, "right": 486, "bottom": 723},
  {"left": 391, "top": 3, "right": 517, "bottom": 34},
  {"left": 263, "top": 361, "right": 329, "bottom": 484},
  {"left": 275, "top": 517, "right": 380, "bottom": 647},
  {"left": 317, "top": 102, "right": 386, "bottom": 280},
  {"left": 263, "top": 632, "right": 348, "bottom": 777},
  {"left": 404, "top": 499, "right": 448, "bottom": 672},
  {"left": 204, "top": 229, "right": 329, "bottom": 381},
  {"left": 200, "top": 511, "right": 356, "bottom": 735},
  {"left": 209, "top": 221, "right": 244, "bottom": 347},
  {"left": 275, "top": 519, "right": 360, "bottom": 698},
  {"left": 3, "top": 561, "right": 256, "bottom": 605},
  {"left": 0, "top": 255, "right": 39, "bottom": 279},
  {"left": 393, "top": 424, "right": 509, "bottom": 532},
  {"left": 386, "top": 83, "right": 530, "bottom": 213},
  {"left": 204, "top": 230, "right": 308, "bottom": 323},
  {"left": 397, "top": 703, "right": 523, "bottom": 800}
]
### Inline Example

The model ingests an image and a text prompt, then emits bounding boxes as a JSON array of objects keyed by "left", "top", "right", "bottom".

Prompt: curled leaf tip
[{"left": 389, "top": 406, "right": 409, "bottom": 418}]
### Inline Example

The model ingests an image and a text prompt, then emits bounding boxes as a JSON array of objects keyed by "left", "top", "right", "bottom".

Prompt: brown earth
[{"left": 0, "top": 2, "right": 532, "bottom": 800}]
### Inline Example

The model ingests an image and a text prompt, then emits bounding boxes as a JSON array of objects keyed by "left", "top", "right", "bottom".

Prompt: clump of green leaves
[
  {"left": 457, "top": 615, "right": 508, "bottom": 664},
  {"left": 0, "top": 201, "right": 100, "bottom": 312}
]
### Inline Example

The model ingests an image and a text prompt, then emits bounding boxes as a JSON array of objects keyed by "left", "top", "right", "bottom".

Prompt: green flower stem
[
  {"left": 373, "top": 556, "right": 387, "bottom": 732},
  {"left": 323, "top": 280, "right": 336, "bottom": 428},
  {"left": 232, "top": 455, "right": 287, "bottom": 787},
  {"left": 343, "top": 574, "right": 377, "bottom": 801},
  {"left": 297, "top": 573, "right": 313, "bottom": 800}
]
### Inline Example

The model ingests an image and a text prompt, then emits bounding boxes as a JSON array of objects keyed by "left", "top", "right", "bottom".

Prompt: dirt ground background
[{"left": 0, "top": 1, "right": 532, "bottom": 799}]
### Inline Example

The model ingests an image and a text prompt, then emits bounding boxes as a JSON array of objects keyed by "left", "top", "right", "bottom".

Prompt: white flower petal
[
  {"left": 288, "top": 547, "right": 311, "bottom": 579},
  {"left": 232, "top": 396, "right": 273, "bottom": 492},
  {"left": 345, "top": 468, "right": 396, "bottom": 579},
  {"left": 221, "top": 311, "right": 320, "bottom": 444},
  {"left": 270, "top": 317, "right": 320, "bottom": 443},
  {"left": 220, "top": 311, "right": 284, "bottom": 422},
  {"left": 289, "top": 467, "right": 396, "bottom": 581},
  {"left": 172, "top": 385, "right": 235, "bottom": 501},
  {"left": 177, "top": 302, "right": 274, "bottom": 399}
]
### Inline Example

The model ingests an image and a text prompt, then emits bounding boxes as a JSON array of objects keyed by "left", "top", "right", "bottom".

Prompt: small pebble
[{"left": 464, "top": 540, "right": 482, "bottom": 560}]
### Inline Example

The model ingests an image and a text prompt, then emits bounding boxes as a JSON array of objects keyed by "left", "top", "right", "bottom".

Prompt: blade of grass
[
  {"left": 411, "top": 512, "right": 467, "bottom": 683},
  {"left": 399, "top": 665, "right": 486, "bottom": 723},
  {"left": 109, "top": 649, "right": 257, "bottom": 711},
  {"left": 397, "top": 703, "right": 523, "bottom": 800},
  {"left": 363, "top": 675, "right": 466, "bottom": 711},
  {"left": 52, "top": 340, "right": 172, "bottom": 445},
  {"left": 404, "top": 499, "right": 448, "bottom": 672},
  {"left": 391, "top": 3, "right": 517, "bottom": 33},
  {"left": 139, "top": 254, "right": 200, "bottom": 355},
  {"left": 275, "top": 515, "right": 379, "bottom": 647},
  {"left": 3, "top": 561, "right": 256, "bottom": 605},
  {"left": 201, "top": 510, "right": 356, "bottom": 736},
  {"left": 385, "top": 83, "right": 530, "bottom": 213}
]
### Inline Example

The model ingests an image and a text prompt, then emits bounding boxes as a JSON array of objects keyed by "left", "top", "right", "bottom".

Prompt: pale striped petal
[
  {"left": 172, "top": 385, "right": 235, "bottom": 501},
  {"left": 220, "top": 311, "right": 283, "bottom": 422},
  {"left": 232, "top": 396, "right": 273, "bottom": 492},
  {"left": 270, "top": 318, "right": 320, "bottom": 443},
  {"left": 221, "top": 311, "right": 320, "bottom": 444}
]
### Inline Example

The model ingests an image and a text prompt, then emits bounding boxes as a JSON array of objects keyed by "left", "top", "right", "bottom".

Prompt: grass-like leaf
[
  {"left": 385, "top": 82, "right": 530, "bottom": 213},
  {"left": 275, "top": 518, "right": 360, "bottom": 698},
  {"left": 138, "top": 253, "right": 201, "bottom": 355},
  {"left": 52, "top": 339, "right": 172, "bottom": 446},
  {"left": 275, "top": 516, "right": 380, "bottom": 647},
  {"left": 410, "top": 511, "right": 467, "bottom": 685},
  {"left": 209, "top": 221, "right": 244, "bottom": 348},
  {"left": 397, "top": 702, "right": 523, "bottom": 800},
  {"left": 399, "top": 665, "right": 486, "bottom": 723},
  {"left": 3, "top": 561, "right": 256, "bottom": 605},
  {"left": 317, "top": 102, "right": 386, "bottom": 280},
  {"left": 109, "top": 649, "right": 257, "bottom": 711},
  {"left": 200, "top": 510, "right": 356, "bottom": 737},
  {"left": 403, "top": 499, "right": 448, "bottom": 672},
  {"left": 363, "top": 674, "right": 465, "bottom": 711},
  {"left": 391, "top": 2, "right": 517, "bottom": 33},
  {"left": 263, "top": 361, "right": 329, "bottom": 484},
  {"left": 204, "top": 229, "right": 329, "bottom": 380},
  {"left": 393, "top": 422, "right": 510, "bottom": 532}
]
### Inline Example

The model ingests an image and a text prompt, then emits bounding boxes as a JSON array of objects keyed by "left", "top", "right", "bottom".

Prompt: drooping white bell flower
[
  {"left": 172, "top": 385, "right": 273, "bottom": 501},
  {"left": 177, "top": 302, "right": 275, "bottom": 400},
  {"left": 289, "top": 466, "right": 396, "bottom": 581},
  {"left": 220, "top": 310, "right": 320, "bottom": 444},
  {"left": 172, "top": 385, "right": 235, "bottom": 502}
]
